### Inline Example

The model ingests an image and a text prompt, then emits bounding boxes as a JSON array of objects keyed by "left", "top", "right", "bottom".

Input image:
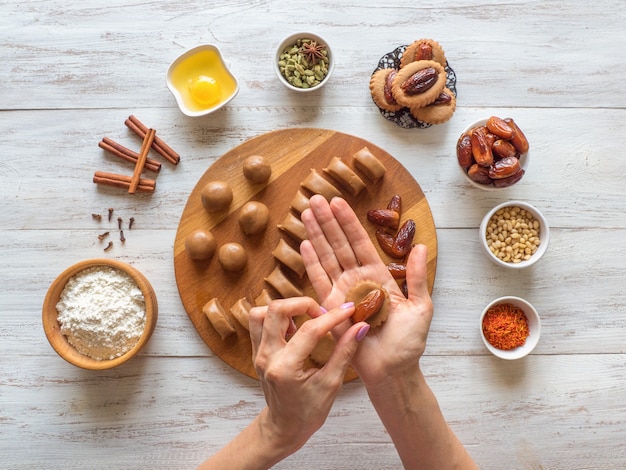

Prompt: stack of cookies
[{"left": 370, "top": 39, "right": 456, "bottom": 125}]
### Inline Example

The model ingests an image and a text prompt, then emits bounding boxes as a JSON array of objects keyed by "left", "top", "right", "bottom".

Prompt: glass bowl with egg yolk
[{"left": 167, "top": 45, "right": 239, "bottom": 117}]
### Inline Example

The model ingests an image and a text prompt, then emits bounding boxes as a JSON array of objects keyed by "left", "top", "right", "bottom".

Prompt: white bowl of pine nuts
[{"left": 480, "top": 201, "right": 549, "bottom": 268}]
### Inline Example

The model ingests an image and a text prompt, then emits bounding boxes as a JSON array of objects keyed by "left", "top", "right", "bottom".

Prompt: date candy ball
[
  {"left": 242, "top": 155, "right": 272, "bottom": 184},
  {"left": 201, "top": 180, "right": 233, "bottom": 213},
  {"left": 185, "top": 229, "right": 217, "bottom": 260},
  {"left": 218, "top": 243, "right": 248, "bottom": 272},
  {"left": 238, "top": 201, "right": 270, "bottom": 235}
]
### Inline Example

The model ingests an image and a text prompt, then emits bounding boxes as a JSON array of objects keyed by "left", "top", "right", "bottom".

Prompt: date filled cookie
[
  {"left": 409, "top": 87, "right": 457, "bottom": 125},
  {"left": 400, "top": 38, "right": 447, "bottom": 68},
  {"left": 369, "top": 68, "right": 404, "bottom": 112},
  {"left": 391, "top": 60, "right": 446, "bottom": 109},
  {"left": 346, "top": 280, "right": 390, "bottom": 328}
]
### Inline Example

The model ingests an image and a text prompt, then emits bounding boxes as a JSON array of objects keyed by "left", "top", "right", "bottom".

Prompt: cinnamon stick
[
  {"left": 93, "top": 171, "right": 155, "bottom": 193},
  {"left": 99, "top": 137, "right": 161, "bottom": 173},
  {"left": 125, "top": 115, "right": 180, "bottom": 165},
  {"left": 128, "top": 128, "right": 156, "bottom": 194}
]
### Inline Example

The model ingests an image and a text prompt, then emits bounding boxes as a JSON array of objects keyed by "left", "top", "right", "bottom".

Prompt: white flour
[{"left": 56, "top": 266, "right": 146, "bottom": 360}]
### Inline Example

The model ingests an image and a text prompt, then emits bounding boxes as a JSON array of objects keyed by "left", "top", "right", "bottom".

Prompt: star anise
[{"left": 300, "top": 40, "right": 326, "bottom": 65}]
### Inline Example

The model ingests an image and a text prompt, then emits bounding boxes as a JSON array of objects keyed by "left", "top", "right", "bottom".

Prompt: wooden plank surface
[{"left": 1, "top": 0, "right": 626, "bottom": 468}]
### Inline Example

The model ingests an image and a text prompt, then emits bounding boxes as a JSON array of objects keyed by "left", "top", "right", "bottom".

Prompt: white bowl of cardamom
[
  {"left": 275, "top": 32, "right": 334, "bottom": 92},
  {"left": 42, "top": 259, "right": 158, "bottom": 370},
  {"left": 480, "top": 201, "right": 550, "bottom": 269}
]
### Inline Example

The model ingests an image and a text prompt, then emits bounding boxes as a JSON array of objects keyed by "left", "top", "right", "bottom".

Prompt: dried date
[
  {"left": 470, "top": 128, "right": 494, "bottom": 167},
  {"left": 415, "top": 42, "right": 433, "bottom": 61},
  {"left": 493, "top": 168, "right": 525, "bottom": 187},
  {"left": 492, "top": 139, "right": 517, "bottom": 159},
  {"left": 352, "top": 288, "right": 386, "bottom": 323},
  {"left": 505, "top": 118, "right": 530, "bottom": 154},
  {"left": 487, "top": 116, "right": 514, "bottom": 140},
  {"left": 367, "top": 209, "right": 400, "bottom": 230},
  {"left": 467, "top": 164, "right": 493, "bottom": 184},
  {"left": 401, "top": 67, "right": 438, "bottom": 95},
  {"left": 387, "top": 262, "right": 407, "bottom": 279},
  {"left": 386, "top": 194, "right": 402, "bottom": 216},
  {"left": 489, "top": 156, "right": 521, "bottom": 179},
  {"left": 384, "top": 70, "right": 398, "bottom": 105},
  {"left": 456, "top": 132, "right": 473, "bottom": 169}
]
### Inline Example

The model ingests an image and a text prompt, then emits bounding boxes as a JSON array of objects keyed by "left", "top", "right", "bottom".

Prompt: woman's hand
[
  {"left": 249, "top": 297, "right": 368, "bottom": 456},
  {"left": 300, "top": 195, "right": 434, "bottom": 387},
  {"left": 199, "top": 297, "right": 368, "bottom": 470}
]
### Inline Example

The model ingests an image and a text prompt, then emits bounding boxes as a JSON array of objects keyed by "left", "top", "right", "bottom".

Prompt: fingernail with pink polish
[
  {"left": 356, "top": 324, "right": 370, "bottom": 342},
  {"left": 320, "top": 306, "right": 328, "bottom": 314},
  {"left": 340, "top": 302, "right": 354, "bottom": 309}
]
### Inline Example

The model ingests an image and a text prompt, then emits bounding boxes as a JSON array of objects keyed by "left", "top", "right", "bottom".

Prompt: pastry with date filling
[
  {"left": 272, "top": 238, "right": 306, "bottom": 278},
  {"left": 254, "top": 288, "right": 274, "bottom": 307},
  {"left": 409, "top": 87, "right": 457, "bottom": 125},
  {"left": 400, "top": 38, "right": 447, "bottom": 68},
  {"left": 352, "top": 146, "right": 387, "bottom": 183},
  {"left": 301, "top": 168, "right": 343, "bottom": 201},
  {"left": 230, "top": 298, "right": 251, "bottom": 331},
  {"left": 289, "top": 190, "right": 311, "bottom": 215},
  {"left": 323, "top": 156, "right": 366, "bottom": 197},
  {"left": 202, "top": 298, "right": 236, "bottom": 340},
  {"left": 391, "top": 60, "right": 446, "bottom": 109},
  {"left": 369, "top": 68, "right": 404, "bottom": 112},
  {"left": 264, "top": 266, "right": 304, "bottom": 298},
  {"left": 278, "top": 212, "right": 308, "bottom": 244},
  {"left": 346, "top": 280, "right": 390, "bottom": 328}
]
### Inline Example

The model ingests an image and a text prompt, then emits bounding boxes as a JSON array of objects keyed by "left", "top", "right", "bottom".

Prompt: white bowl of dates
[
  {"left": 480, "top": 296, "right": 541, "bottom": 360},
  {"left": 275, "top": 32, "right": 334, "bottom": 92},
  {"left": 480, "top": 201, "right": 549, "bottom": 269},
  {"left": 457, "top": 117, "right": 529, "bottom": 190}
]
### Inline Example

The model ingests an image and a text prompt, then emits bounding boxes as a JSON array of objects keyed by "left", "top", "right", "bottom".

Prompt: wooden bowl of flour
[{"left": 42, "top": 259, "right": 158, "bottom": 370}]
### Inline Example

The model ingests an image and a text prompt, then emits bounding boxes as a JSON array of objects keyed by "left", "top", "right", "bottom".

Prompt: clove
[
  {"left": 108, "top": 208, "right": 114, "bottom": 221},
  {"left": 92, "top": 213, "right": 102, "bottom": 221},
  {"left": 104, "top": 241, "right": 113, "bottom": 252},
  {"left": 97, "top": 231, "right": 110, "bottom": 241},
  {"left": 117, "top": 216, "right": 123, "bottom": 230},
  {"left": 120, "top": 230, "right": 126, "bottom": 243},
  {"left": 128, "top": 217, "right": 135, "bottom": 230}
]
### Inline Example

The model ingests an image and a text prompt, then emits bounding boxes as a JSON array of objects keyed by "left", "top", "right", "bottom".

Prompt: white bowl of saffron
[{"left": 480, "top": 296, "right": 541, "bottom": 360}]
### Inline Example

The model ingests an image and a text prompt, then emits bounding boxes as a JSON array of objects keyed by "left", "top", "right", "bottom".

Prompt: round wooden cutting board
[{"left": 173, "top": 128, "right": 437, "bottom": 382}]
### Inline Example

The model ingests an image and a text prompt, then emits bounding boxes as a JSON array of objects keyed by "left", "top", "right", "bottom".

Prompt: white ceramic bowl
[
  {"left": 275, "top": 32, "right": 334, "bottom": 92},
  {"left": 458, "top": 118, "right": 530, "bottom": 191},
  {"left": 480, "top": 200, "right": 549, "bottom": 269},
  {"left": 166, "top": 44, "right": 239, "bottom": 117},
  {"left": 480, "top": 296, "right": 541, "bottom": 360}
]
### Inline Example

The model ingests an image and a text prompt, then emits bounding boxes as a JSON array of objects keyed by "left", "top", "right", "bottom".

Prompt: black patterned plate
[{"left": 372, "top": 45, "right": 457, "bottom": 129}]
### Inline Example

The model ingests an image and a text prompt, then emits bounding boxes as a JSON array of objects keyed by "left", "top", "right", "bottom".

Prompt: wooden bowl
[{"left": 42, "top": 259, "right": 158, "bottom": 370}]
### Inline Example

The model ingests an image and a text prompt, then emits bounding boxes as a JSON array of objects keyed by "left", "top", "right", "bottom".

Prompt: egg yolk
[{"left": 188, "top": 75, "right": 221, "bottom": 106}]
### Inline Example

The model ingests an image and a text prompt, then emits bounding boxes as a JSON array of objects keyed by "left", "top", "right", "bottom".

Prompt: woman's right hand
[{"left": 300, "top": 195, "right": 434, "bottom": 387}]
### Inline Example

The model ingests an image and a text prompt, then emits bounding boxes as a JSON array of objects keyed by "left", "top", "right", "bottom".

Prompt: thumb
[
  {"left": 321, "top": 322, "right": 369, "bottom": 385},
  {"left": 405, "top": 244, "right": 430, "bottom": 302}
]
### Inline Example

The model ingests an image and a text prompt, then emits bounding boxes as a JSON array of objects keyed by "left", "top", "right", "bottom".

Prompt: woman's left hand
[{"left": 249, "top": 297, "right": 368, "bottom": 456}]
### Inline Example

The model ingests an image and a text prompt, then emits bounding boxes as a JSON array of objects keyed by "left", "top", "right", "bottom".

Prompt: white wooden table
[{"left": 2, "top": 1, "right": 625, "bottom": 468}]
